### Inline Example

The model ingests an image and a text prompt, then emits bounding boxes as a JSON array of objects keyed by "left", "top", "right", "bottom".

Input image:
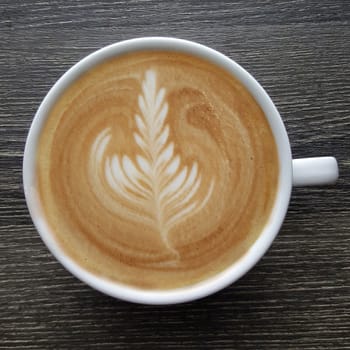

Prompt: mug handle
[{"left": 292, "top": 157, "right": 339, "bottom": 186}]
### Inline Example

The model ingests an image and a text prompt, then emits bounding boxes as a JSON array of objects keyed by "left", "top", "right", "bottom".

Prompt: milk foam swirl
[
  {"left": 37, "top": 51, "right": 279, "bottom": 289},
  {"left": 89, "top": 70, "right": 214, "bottom": 257}
]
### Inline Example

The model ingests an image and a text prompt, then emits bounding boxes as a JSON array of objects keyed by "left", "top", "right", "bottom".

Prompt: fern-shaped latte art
[{"left": 90, "top": 70, "right": 214, "bottom": 256}]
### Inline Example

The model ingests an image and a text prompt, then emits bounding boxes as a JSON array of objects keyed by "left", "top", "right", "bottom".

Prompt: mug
[{"left": 23, "top": 37, "right": 338, "bottom": 304}]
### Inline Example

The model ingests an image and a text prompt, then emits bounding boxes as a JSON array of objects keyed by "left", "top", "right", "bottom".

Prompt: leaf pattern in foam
[{"left": 91, "top": 69, "right": 214, "bottom": 256}]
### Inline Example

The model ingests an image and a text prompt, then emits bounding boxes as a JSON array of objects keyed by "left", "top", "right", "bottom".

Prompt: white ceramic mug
[{"left": 23, "top": 37, "right": 338, "bottom": 304}]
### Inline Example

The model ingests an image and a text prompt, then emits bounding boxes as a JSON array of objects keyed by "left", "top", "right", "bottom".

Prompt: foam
[{"left": 37, "top": 51, "right": 278, "bottom": 289}]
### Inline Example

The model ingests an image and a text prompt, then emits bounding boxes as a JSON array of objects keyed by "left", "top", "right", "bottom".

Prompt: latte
[{"left": 36, "top": 51, "right": 279, "bottom": 289}]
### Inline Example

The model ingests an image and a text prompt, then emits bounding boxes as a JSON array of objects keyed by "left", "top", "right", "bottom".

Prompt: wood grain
[{"left": 1, "top": 1, "right": 349, "bottom": 349}]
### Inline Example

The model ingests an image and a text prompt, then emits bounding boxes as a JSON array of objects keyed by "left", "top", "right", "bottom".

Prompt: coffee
[{"left": 36, "top": 51, "right": 279, "bottom": 289}]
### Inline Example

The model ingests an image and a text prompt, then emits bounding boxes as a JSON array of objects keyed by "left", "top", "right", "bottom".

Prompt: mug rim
[{"left": 23, "top": 37, "right": 292, "bottom": 304}]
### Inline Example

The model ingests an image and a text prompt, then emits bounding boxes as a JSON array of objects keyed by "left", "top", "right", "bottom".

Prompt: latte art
[
  {"left": 89, "top": 70, "right": 214, "bottom": 257},
  {"left": 37, "top": 51, "right": 279, "bottom": 289}
]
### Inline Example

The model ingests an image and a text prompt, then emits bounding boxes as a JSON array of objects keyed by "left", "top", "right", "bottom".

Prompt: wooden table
[{"left": 1, "top": 1, "right": 349, "bottom": 348}]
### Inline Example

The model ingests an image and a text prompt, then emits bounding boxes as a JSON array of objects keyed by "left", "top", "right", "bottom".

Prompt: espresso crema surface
[{"left": 37, "top": 51, "right": 279, "bottom": 289}]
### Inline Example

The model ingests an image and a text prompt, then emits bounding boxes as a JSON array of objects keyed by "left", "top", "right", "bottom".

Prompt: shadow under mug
[{"left": 23, "top": 37, "right": 339, "bottom": 304}]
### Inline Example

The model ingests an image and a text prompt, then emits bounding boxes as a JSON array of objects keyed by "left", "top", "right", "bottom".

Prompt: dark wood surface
[{"left": 1, "top": 1, "right": 349, "bottom": 348}]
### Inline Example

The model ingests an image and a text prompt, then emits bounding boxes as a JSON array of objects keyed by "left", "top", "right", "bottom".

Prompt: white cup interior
[{"left": 23, "top": 37, "right": 292, "bottom": 304}]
